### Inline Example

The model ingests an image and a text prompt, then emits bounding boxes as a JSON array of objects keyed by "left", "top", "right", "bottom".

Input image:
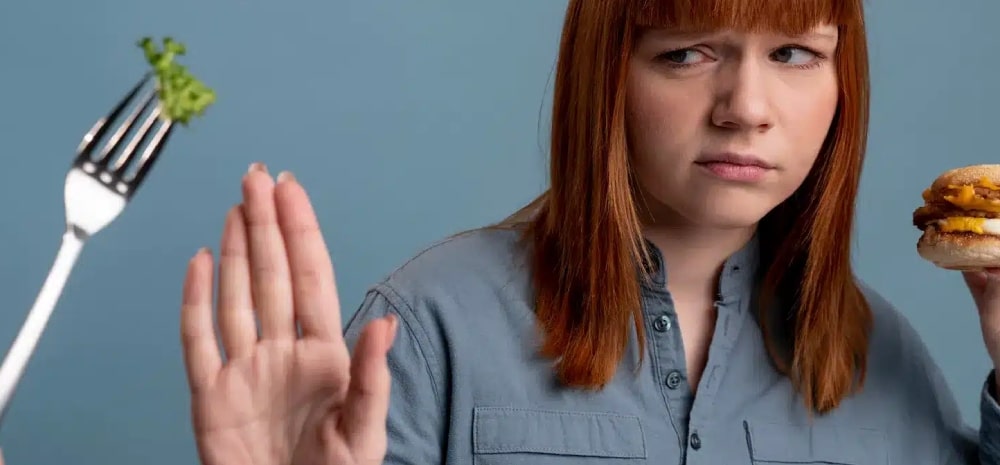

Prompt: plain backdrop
[{"left": 0, "top": 1, "right": 998, "bottom": 463}]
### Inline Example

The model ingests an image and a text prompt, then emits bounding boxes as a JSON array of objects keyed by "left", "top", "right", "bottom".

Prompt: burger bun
[{"left": 917, "top": 226, "right": 1000, "bottom": 271}]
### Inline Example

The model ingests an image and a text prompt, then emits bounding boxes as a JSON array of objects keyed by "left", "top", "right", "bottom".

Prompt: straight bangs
[{"left": 633, "top": 0, "right": 859, "bottom": 35}]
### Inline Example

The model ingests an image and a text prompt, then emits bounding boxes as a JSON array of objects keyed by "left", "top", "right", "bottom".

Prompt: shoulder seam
[
  {"left": 382, "top": 227, "right": 513, "bottom": 279},
  {"left": 370, "top": 283, "right": 445, "bottom": 406}
]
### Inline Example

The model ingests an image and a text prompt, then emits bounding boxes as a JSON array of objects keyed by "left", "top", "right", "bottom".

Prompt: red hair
[{"left": 502, "top": 0, "right": 871, "bottom": 414}]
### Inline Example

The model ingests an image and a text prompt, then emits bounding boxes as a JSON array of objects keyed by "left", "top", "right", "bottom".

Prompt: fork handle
[{"left": 0, "top": 229, "right": 85, "bottom": 427}]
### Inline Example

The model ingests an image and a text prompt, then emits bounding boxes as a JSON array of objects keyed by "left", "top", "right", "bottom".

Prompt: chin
[
  {"left": 692, "top": 191, "right": 777, "bottom": 224},
  {"left": 668, "top": 199, "right": 772, "bottom": 230},
  {"left": 639, "top": 181, "right": 782, "bottom": 229}
]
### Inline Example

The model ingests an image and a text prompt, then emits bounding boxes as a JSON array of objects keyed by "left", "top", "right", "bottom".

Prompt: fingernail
[
  {"left": 248, "top": 162, "right": 268, "bottom": 173},
  {"left": 190, "top": 247, "right": 210, "bottom": 264},
  {"left": 277, "top": 171, "right": 296, "bottom": 183}
]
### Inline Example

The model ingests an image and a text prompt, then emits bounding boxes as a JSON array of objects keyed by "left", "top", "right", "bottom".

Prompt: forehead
[{"left": 633, "top": 0, "right": 856, "bottom": 36}]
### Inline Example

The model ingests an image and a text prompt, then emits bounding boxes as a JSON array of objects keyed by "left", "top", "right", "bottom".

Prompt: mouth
[
  {"left": 694, "top": 152, "right": 776, "bottom": 169},
  {"left": 694, "top": 152, "right": 775, "bottom": 182}
]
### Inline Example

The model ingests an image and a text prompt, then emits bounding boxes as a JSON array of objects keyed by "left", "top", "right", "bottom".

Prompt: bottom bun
[{"left": 917, "top": 228, "right": 1000, "bottom": 270}]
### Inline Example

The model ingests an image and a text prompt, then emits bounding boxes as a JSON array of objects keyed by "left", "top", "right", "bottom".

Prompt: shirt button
[
  {"left": 690, "top": 432, "right": 702, "bottom": 450},
  {"left": 665, "top": 370, "right": 682, "bottom": 389},
  {"left": 652, "top": 315, "right": 672, "bottom": 332}
]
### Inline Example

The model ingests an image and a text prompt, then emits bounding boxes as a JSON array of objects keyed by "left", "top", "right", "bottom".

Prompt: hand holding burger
[{"left": 914, "top": 164, "right": 1000, "bottom": 388}]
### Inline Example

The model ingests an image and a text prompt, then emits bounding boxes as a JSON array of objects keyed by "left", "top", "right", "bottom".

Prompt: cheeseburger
[{"left": 913, "top": 164, "right": 1000, "bottom": 270}]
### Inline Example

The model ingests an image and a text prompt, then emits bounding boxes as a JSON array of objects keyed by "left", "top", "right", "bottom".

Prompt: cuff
[{"left": 981, "top": 370, "right": 1000, "bottom": 459}]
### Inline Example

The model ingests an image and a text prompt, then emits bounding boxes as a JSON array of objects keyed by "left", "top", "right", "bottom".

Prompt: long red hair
[{"left": 502, "top": 0, "right": 871, "bottom": 414}]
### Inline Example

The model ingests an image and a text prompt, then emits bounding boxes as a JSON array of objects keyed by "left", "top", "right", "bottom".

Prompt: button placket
[
  {"left": 685, "top": 262, "right": 753, "bottom": 460},
  {"left": 656, "top": 305, "right": 691, "bottom": 430},
  {"left": 641, "top": 291, "right": 687, "bottom": 443}
]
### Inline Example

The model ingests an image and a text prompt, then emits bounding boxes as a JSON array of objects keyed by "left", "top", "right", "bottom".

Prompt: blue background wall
[{"left": 0, "top": 1, "right": 996, "bottom": 463}]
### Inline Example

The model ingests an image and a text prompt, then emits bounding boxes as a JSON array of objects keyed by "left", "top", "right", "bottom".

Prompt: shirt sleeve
[
  {"left": 890, "top": 302, "right": 995, "bottom": 465},
  {"left": 978, "top": 371, "right": 1000, "bottom": 462},
  {"left": 342, "top": 285, "right": 447, "bottom": 465}
]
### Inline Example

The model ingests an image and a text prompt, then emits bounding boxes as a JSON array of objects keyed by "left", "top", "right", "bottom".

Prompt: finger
[
  {"left": 274, "top": 172, "right": 341, "bottom": 340},
  {"left": 963, "top": 270, "right": 988, "bottom": 292},
  {"left": 242, "top": 163, "right": 296, "bottom": 340},
  {"left": 979, "top": 268, "right": 1000, "bottom": 299},
  {"left": 963, "top": 272, "right": 987, "bottom": 312},
  {"left": 217, "top": 205, "right": 257, "bottom": 359},
  {"left": 341, "top": 315, "right": 398, "bottom": 452},
  {"left": 180, "top": 248, "right": 222, "bottom": 392}
]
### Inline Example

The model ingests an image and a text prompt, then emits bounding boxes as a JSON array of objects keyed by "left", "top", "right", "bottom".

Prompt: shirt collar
[{"left": 640, "top": 233, "right": 760, "bottom": 302}]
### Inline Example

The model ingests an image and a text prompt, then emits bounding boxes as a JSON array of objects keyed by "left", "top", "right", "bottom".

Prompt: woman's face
[{"left": 626, "top": 25, "right": 840, "bottom": 229}]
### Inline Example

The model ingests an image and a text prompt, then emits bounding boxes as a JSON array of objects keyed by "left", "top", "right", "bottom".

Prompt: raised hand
[{"left": 180, "top": 163, "right": 397, "bottom": 465}]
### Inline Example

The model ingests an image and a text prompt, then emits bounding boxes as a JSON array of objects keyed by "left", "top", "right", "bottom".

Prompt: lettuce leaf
[{"left": 138, "top": 37, "right": 216, "bottom": 125}]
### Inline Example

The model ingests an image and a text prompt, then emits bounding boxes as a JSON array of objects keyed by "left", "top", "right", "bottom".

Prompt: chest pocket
[
  {"left": 744, "top": 420, "right": 888, "bottom": 465},
  {"left": 472, "top": 407, "right": 647, "bottom": 464}
]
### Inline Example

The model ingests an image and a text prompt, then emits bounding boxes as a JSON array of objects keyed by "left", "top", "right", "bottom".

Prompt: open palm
[{"left": 179, "top": 164, "right": 397, "bottom": 465}]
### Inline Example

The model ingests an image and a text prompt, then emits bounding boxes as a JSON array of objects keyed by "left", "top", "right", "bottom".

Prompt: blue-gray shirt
[{"left": 343, "top": 227, "right": 1000, "bottom": 464}]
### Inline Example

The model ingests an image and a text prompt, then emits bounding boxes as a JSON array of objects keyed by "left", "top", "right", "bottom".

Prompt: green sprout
[{"left": 138, "top": 36, "right": 216, "bottom": 125}]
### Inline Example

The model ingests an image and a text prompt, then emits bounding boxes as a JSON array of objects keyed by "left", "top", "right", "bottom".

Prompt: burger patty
[
  {"left": 912, "top": 202, "right": 1000, "bottom": 229},
  {"left": 972, "top": 186, "right": 1000, "bottom": 200}
]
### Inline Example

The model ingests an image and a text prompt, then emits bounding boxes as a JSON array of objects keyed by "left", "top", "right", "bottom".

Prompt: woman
[{"left": 179, "top": 0, "right": 1000, "bottom": 463}]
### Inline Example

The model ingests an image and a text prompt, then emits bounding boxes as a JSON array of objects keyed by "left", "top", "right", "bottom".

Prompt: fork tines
[{"left": 74, "top": 73, "right": 175, "bottom": 198}]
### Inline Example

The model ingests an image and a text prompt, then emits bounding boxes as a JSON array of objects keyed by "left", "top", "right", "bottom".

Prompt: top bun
[{"left": 930, "top": 164, "right": 1000, "bottom": 191}]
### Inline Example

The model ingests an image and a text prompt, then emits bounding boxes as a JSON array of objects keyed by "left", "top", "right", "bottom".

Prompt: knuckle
[
  {"left": 294, "top": 266, "right": 327, "bottom": 295},
  {"left": 179, "top": 322, "right": 203, "bottom": 344},
  {"left": 282, "top": 219, "right": 322, "bottom": 240},
  {"left": 219, "top": 243, "right": 246, "bottom": 259},
  {"left": 250, "top": 256, "right": 288, "bottom": 279},
  {"left": 244, "top": 211, "right": 277, "bottom": 229}
]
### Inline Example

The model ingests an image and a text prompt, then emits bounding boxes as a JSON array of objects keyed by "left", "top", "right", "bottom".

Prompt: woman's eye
[
  {"left": 660, "top": 49, "right": 708, "bottom": 65},
  {"left": 771, "top": 47, "right": 817, "bottom": 65}
]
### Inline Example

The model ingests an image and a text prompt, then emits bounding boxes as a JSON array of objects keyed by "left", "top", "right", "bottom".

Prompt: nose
[{"left": 710, "top": 61, "right": 773, "bottom": 131}]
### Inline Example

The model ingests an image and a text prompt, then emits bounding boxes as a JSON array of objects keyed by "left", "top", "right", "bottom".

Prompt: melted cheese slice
[
  {"left": 979, "top": 177, "right": 1000, "bottom": 190},
  {"left": 938, "top": 217, "right": 1000, "bottom": 235},
  {"left": 943, "top": 183, "right": 1000, "bottom": 212}
]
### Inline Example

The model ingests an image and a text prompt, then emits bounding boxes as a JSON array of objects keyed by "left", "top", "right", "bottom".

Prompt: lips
[
  {"left": 695, "top": 152, "right": 775, "bottom": 169},
  {"left": 694, "top": 152, "right": 775, "bottom": 182}
]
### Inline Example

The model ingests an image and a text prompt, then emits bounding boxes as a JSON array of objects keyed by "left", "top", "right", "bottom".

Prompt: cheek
[
  {"left": 626, "top": 75, "right": 708, "bottom": 181},
  {"left": 629, "top": 91, "right": 702, "bottom": 136},
  {"left": 627, "top": 100, "right": 686, "bottom": 205},
  {"left": 785, "top": 80, "right": 839, "bottom": 175}
]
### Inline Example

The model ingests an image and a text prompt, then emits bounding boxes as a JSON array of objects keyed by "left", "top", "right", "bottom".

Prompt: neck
[{"left": 644, "top": 223, "right": 756, "bottom": 301}]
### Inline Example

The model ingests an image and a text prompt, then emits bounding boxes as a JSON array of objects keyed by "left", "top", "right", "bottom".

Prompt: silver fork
[{"left": 0, "top": 74, "right": 175, "bottom": 425}]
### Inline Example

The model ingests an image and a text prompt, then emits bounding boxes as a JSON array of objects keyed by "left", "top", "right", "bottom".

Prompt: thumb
[
  {"left": 964, "top": 268, "right": 1000, "bottom": 313},
  {"left": 341, "top": 314, "right": 398, "bottom": 454},
  {"left": 963, "top": 269, "right": 988, "bottom": 285},
  {"left": 963, "top": 270, "right": 988, "bottom": 296}
]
